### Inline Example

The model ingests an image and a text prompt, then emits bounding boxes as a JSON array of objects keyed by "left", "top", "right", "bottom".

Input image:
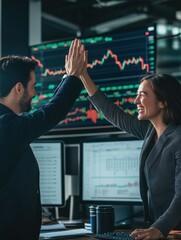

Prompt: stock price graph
[{"left": 30, "top": 25, "right": 156, "bottom": 133}]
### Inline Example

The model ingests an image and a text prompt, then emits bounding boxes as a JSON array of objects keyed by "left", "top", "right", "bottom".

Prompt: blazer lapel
[
  {"left": 144, "top": 123, "right": 176, "bottom": 171},
  {"left": 139, "top": 126, "right": 155, "bottom": 171}
]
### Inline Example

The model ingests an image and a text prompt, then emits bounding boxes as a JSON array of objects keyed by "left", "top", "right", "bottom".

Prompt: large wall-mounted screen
[{"left": 30, "top": 25, "right": 156, "bottom": 134}]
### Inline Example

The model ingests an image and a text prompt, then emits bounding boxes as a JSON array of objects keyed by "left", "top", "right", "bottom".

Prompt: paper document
[
  {"left": 41, "top": 223, "right": 66, "bottom": 231},
  {"left": 39, "top": 228, "right": 91, "bottom": 239}
]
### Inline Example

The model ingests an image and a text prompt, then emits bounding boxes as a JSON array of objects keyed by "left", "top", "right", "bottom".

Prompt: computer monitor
[
  {"left": 30, "top": 140, "right": 65, "bottom": 206},
  {"left": 30, "top": 25, "right": 156, "bottom": 135},
  {"left": 80, "top": 138, "right": 143, "bottom": 204}
]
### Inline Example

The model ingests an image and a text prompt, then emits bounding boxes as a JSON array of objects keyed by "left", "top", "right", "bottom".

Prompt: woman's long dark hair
[{"left": 141, "top": 74, "right": 181, "bottom": 125}]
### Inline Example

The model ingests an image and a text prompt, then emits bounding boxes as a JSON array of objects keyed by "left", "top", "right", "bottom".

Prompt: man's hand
[
  {"left": 65, "top": 38, "right": 86, "bottom": 78},
  {"left": 130, "top": 227, "right": 163, "bottom": 240},
  {"left": 66, "top": 38, "right": 97, "bottom": 96}
]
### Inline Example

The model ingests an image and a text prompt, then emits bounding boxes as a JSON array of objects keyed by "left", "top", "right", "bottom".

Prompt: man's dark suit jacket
[
  {"left": 0, "top": 76, "right": 82, "bottom": 240},
  {"left": 89, "top": 89, "right": 181, "bottom": 237}
]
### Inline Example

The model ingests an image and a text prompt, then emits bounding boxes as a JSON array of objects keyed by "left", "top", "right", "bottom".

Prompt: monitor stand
[
  {"left": 59, "top": 195, "right": 84, "bottom": 228},
  {"left": 114, "top": 205, "right": 133, "bottom": 229}
]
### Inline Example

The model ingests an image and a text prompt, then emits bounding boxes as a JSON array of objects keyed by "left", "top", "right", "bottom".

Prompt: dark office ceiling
[
  {"left": 41, "top": 0, "right": 181, "bottom": 78},
  {"left": 42, "top": 0, "right": 181, "bottom": 42}
]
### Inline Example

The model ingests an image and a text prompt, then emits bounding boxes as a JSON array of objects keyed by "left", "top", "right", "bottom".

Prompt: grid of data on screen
[
  {"left": 30, "top": 26, "right": 155, "bottom": 131},
  {"left": 82, "top": 140, "right": 143, "bottom": 202},
  {"left": 31, "top": 142, "right": 64, "bottom": 206}
]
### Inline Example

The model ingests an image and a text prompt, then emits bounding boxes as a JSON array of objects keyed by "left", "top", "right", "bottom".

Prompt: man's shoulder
[{"left": 0, "top": 112, "right": 17, "bottom": 123}]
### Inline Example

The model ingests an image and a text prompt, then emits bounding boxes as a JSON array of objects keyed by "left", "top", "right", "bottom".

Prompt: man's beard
[{"left": 19, "top": 90, "right": 32, "bottom": 113}]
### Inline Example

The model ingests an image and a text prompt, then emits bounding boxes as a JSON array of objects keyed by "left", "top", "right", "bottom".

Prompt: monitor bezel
[
  {"left": 80, "top": 136, "right": 143, "bottom": 205},
  {"left": 31, "top": 139, "right": 65, "bottom": 207}
]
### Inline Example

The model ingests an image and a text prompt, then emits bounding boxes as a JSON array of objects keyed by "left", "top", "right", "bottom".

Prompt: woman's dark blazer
[
  {"left": 89, "top": 89, "right": 181, "bottom": 237},
  {"left": 0, "top": 76, "right": 82, "bottom": 240}
]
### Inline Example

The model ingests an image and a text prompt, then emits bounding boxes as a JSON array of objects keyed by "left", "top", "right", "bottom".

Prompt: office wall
[{"left": 0, "top": 0, "right": 29, "bottom": 56}]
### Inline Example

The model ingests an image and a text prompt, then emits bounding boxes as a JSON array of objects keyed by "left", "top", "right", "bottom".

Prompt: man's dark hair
[
  {"left": 0, "top": 55, "right": 38, "bottom": 98},
  {"left": 141, "top": 74, "right": 181, "bottom": 125}
]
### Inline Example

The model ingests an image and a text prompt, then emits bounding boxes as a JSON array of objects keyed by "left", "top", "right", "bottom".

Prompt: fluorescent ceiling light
[
  {"left": 42, "top": 12, "right": 80, "bottom": 33},
  {"left": 176, "top": 11, "right": 181, "bottom": 20},
  {"left": 90, "top": 13, "right": 148, "bottom": 34},
  {"left": 94, "top": 0, "right": 126, "bottom": 7}
]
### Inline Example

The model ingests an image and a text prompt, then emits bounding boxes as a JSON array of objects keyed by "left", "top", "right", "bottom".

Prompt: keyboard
[{"left": 95, "top": 231, "right": 134, "bottom": 240}]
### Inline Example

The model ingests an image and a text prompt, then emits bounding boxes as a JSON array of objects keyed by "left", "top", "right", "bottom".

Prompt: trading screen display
[
  {"left": 81, "top": 139, "right": 143, "bottom": 203},
  {"left": 31, "top": 141, "right": 64, "bottom": 206},
  {"left": 30, "top": 25, "right": 156, "bottom": 133}
]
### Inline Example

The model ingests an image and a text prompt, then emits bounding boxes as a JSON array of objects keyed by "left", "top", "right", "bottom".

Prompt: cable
[{"left": 115, "top": 210, "right": 144, "bottom": 225}]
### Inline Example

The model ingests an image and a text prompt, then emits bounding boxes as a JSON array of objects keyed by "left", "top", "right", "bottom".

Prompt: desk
[
  {"left": 39, "top": 230, "right": 181, "bottom": 240},
  {"left": 40, "top": 229, "right": 130, "bottom": 240}
]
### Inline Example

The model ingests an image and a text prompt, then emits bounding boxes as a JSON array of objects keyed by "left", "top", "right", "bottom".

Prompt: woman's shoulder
[
  {"left": 174, "top": 124, "right": 181, "bottom": 131},
  {"left": 170, "top": 124, "right": 181, "bottom": 139}
]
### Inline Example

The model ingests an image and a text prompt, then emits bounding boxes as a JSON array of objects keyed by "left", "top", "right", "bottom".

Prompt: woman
[{"left": 66, "top": 40, "right": 181, "bottom": 239}]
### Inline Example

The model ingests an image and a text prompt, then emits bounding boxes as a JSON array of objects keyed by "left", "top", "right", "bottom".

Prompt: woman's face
[{"left": 134, "top": 80, "right": 165, "bottom": 122}]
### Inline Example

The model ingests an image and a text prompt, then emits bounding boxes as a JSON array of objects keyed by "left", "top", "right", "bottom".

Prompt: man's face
[{"left": 19, "top": 71, "right": 36, "bottom": 113}]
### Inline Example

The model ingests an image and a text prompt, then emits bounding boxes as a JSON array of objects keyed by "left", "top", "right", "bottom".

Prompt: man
[{"left": 0, "top": 39, "right": 85, "bottom": 240}]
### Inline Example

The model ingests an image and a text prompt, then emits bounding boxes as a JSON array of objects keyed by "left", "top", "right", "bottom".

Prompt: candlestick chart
[{"left": 30, "top": 25, "right": 156, "bottom": 133}]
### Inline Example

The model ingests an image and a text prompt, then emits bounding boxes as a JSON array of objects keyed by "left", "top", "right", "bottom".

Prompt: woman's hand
[
  {"left": 65, "top": 38, "right": 86, "bottom": 78},
  {"left": 130, "top": 227, "right": 163, "bottom": 240},
  {"left": 80, "top": 48, "right": 88, "bottom": 78}
]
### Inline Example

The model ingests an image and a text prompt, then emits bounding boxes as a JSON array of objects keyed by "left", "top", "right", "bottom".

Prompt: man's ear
[{"left": 15, "top": 82, "right": 24, "bottom": 96}]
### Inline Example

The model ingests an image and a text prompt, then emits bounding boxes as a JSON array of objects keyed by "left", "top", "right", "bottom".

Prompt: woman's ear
[{"left": 160, "top": 100, "right": 167, "bottom": 109}]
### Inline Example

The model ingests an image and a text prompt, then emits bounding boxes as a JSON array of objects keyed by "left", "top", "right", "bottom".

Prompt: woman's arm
[
  {"left": 66, "top": 40, "right": 150, "bottom": 139},
  {"left": 79, "top": 50, "right": 98, "bottom": 97},
  {"left": 79, "top": 50, "right": 149, "bottom": 139}
]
